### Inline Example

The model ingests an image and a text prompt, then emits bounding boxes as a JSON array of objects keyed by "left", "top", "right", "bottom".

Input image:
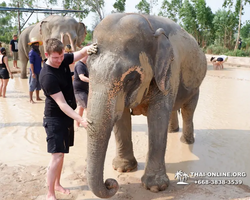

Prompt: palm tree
[
  {"left": 175, "top": 170, "right": 183, "bottom": 181},
  {"left": 182, "top": 173, "right": 189, "bottom": 182}
]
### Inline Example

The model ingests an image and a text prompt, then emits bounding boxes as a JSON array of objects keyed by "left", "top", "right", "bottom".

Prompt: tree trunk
[
  {"left": 224, "top": 28, "right": 226, "bottom": 48},
  {"left": 234, "top": 0, "right": 243, "bottom": 51}
]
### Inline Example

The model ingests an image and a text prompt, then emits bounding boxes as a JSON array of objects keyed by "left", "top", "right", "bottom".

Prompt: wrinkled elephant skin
[
  {"left": 86, "top": 13, "right": 207, "bottom": 198},
  {"left": 18, "top": 15, "right": 86, "bottom": 78}
]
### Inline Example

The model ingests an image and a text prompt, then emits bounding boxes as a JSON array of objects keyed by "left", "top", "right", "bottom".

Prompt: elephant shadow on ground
[
  {"left": 131, "top": 124, "right": 250, "bottom": 186},
  {"left": 165, "top": 129, "right": 250, "bottom": 176}
]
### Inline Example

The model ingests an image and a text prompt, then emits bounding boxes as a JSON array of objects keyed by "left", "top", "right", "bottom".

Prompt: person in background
[
  {"left": 9, "top": 34, "right": 19, "bottom": 69},
  {"left": 238, "top": 38, "right": 242, "bottom": 50},
  {"left": 73, "top": 52, "right": 89, "bottom": 127},
  {"left": 61, "top": 32, "right": 75, "bottom": 78},
  {"left": 39, "top": 38, "right": 97, "bottom": 200},
  {"left": 28, "top": 37, "right": 43, "bottom": 103},
  {"left": 210, "top": 55, "right": 228, "bottom": 70},
  {"left": 0, "top": 47, "right": 13, "bottom": 97}
]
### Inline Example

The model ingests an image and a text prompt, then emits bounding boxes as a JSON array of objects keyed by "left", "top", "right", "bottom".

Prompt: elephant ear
[
  {"left": 154, "top": 28, "right": 174, "bottom": 95},
  {"left": 40, "top": 21, "right": 50, "bottom": 39},
  {"left": 76, "top": 22, "right": 87, "bottom": 47}
]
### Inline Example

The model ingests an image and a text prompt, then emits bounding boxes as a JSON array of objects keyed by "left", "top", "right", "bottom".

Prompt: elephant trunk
[{"left": 86, "top": 91, "right": 119, "bottom": 198}]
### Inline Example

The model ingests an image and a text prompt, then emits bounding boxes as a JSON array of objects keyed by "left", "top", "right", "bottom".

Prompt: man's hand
[
  {"left": 87, "top": 43, "right": 98, "bottom": 55},
  {"left": 80, "top": 118, "right": 88, "bottom": 128}
]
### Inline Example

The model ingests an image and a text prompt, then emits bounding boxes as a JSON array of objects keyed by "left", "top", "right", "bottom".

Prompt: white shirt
[{"left": 218, "top": 55, "right": 228, "bottom": 62}]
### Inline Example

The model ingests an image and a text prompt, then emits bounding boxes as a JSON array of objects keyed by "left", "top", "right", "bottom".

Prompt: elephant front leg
[
  {"left": 180, "top": 90, "right": 199, "bottom": 144},
  {"left": 20, "top": 58, "right": 28, "bottom": 79},
  {"left": 141, "top": 97, "right": 170, "bottom": 192},
  {"left": 112, "top": 108, "right": 137, "bottom": 172}
]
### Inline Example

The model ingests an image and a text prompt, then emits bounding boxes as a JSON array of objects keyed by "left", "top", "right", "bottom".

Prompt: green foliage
[
  {"left": 0, "top": 1, "right": 18, "bottom": 43},
  {"left": 223, "top": 0, "right": 250, "bottom": 50},
  {"left": 206, "top": 45, "right": 229, "bottom": 55},
  {"left": 212, "top": 9, "right": 237, "bottom": 49},
  {"left": 226, "top": 49, "right": 250, "bottom": 56},
  {"left": 241, "top": 20, "right": 250, "bottom": 38},
  {"left": 158, "top": 0, "right": 182, "bottom": 23},
  {"left": 62, "top": 0, "right": 90, "bottom": 20},
  {"left": 135, "top": 0, "right": 150, "bottom": 14},
  {"left": 206, "top": 44, "right": 250, "bottom": 56},
  {"left": 82, "top": 30, "right": 93, "bottom": 45},
  {"left": 84, "top": 0, "right": 105, "bottom": 20},
  {"left": 62, "top": 0, "right": 104, "bottom": 21},
  {"left": 113, "top": 0, "right": 126, "bottom": 13}
]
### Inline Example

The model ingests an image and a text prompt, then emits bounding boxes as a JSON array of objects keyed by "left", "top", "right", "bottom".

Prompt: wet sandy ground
[{"left": 0, "top": 62, "right": 250, "bottom": 200}]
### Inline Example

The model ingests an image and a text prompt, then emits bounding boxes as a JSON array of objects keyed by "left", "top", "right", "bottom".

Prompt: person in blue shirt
[{"left": 28, "top": 37, "right": 43, "bottom": 103}]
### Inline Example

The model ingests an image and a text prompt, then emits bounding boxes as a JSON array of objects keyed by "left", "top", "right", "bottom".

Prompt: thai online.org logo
[
  {"left": 174, "top": 170, "right": 247, "bottom": 185},
  {"left": 175, "top": 170, "right": 189, "bottom": 184}
]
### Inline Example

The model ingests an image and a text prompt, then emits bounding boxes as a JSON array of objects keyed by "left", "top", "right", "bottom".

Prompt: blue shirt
[{"left": 29, "top": 50, "right": 42, "bottom": 74}]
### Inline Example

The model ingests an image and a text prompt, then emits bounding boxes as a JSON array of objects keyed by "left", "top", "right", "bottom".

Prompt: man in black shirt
[
  {"left": 39, "top": 38, "right": 97, "bottom": 200},
  {"left": 9, "top": 34, "right": 19, "bottom": 69}
]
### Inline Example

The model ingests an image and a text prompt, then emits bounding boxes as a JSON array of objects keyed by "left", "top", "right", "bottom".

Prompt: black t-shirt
[
  {"left": 73, "top": 61, "right": 89, "bottom": 94},
  {"left": 10, "top": 39, "right": 18, "bottom": 52},
  {"left": 39, "top": 53, "right": 76, "bottom": 118}
]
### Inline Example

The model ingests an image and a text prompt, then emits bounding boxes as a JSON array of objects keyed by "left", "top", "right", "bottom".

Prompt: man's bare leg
[
  {"left": 54, "top": 153, "right": 70, "bottom": 194},
  {"left": 46, "top": 153, "right": 69, "bottom": 200},
  {"left": 13, "top": 60, "right": 19, "bottom": 69},
  {"left": 29, "top": 91, "right": 35, "bottom": 103},
  {"left": 36, "top": 90, "right": 42, "bottom": 101}
]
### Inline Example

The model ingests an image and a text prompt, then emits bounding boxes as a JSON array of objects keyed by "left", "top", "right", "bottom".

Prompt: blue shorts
[
  {"left": 43, "top": 117, "right": 74, "bottom": 154},
  {"left": 29, "top": 73, "right": 41, "bottom": 92}
]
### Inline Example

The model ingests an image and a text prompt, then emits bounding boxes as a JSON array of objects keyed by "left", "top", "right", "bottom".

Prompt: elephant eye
[
  {"left": 123, "top": 71, "right": 141, "bottom": 105},
  {"left": 123, "top": 71, "right": 141, "bottom": 91}
]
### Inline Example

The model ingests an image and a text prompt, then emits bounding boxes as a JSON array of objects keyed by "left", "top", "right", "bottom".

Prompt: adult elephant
[
  {"left": 86, "top": 13, "right": 207, "bottom": 198},
  {"left": 18, "top": 15, "right": 86, "bottom": 78}
]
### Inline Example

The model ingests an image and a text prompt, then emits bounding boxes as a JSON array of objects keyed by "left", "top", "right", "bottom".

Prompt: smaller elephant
[{"left": 18, "top": 15, "right": 87, "bottom": 78}]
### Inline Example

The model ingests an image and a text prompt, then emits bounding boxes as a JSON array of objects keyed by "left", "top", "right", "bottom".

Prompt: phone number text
[{"left": 194, "top": 179, "right": 243, "bottom": 185}]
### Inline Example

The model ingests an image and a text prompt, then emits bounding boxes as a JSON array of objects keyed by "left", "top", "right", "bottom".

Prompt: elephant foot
[
  {"left": 168, "top": 126, "right": 179, "bottom": 133},
  {"left": 112, "top": 156, "right": 138, "bottom": 172},
  {"left": 141, "top": 172, "right": 169, "bottom": 192},
  {"left": 180, "top": 134, "right": 195, "bottom": 144}
]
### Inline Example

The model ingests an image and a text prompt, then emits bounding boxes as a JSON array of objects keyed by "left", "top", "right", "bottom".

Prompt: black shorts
[
  {"left": 43, "top": 117, "right": 74, "bottom": 153},
  {"left": 0, "top": 68, "right": 10, "bottom": 79},
  {"left": 217, "top": 57, "right": 223, "bottom": 61}
]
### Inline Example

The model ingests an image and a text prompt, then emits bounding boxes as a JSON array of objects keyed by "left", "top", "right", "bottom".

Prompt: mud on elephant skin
[
  {"left": 18, "top": 15, "right": 87, "bottom": 78},
  {"left": 86, "top": 13, "right": 207, "bottom": 198}
]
